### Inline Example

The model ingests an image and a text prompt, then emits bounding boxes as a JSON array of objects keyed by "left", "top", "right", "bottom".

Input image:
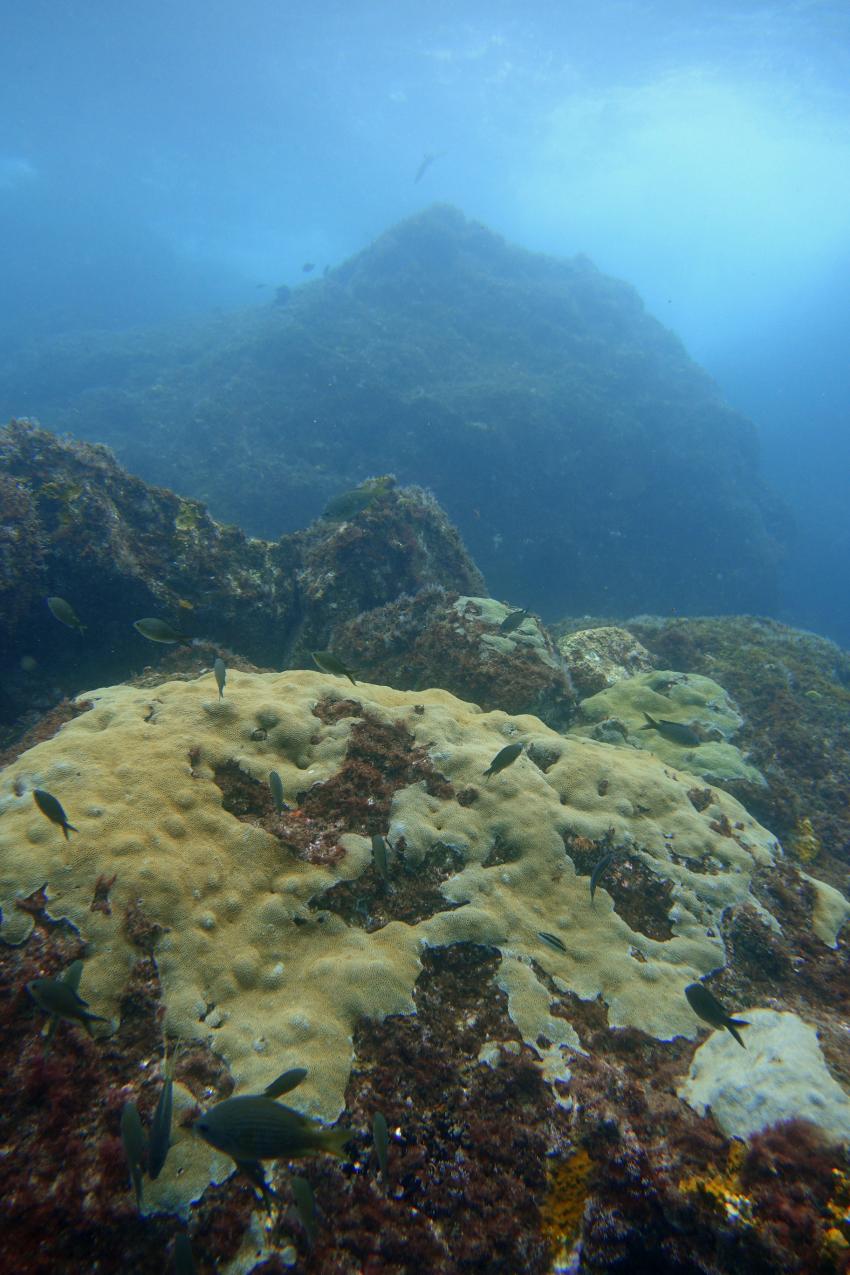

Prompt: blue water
[{"left": 2, "top": 0, "right": 849, "bottom": 644}]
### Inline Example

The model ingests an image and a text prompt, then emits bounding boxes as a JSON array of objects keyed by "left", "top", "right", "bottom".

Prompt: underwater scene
[{"left": 1, "top": 4, "right": 849, "bottom": 1273}]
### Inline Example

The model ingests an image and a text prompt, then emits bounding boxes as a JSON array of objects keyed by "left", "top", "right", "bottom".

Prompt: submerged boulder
[
  {"left": 0, "top": 419, "right": 484, "bottom": 734},
  {"left": 335, "top": 591, "right": 577, "bottom": 729}
]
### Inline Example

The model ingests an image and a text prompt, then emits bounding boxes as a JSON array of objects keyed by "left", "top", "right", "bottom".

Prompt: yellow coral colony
[{"left": 1, "top": 671, "right": 782, "bottom": 1126}]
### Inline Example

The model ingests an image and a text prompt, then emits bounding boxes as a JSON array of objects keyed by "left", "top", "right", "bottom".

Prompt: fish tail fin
[
  {"left": 641, "top": 712, "right": 657, "bottom": 730},
  {"left": 727, "top": 1018, "right": 749, "bottom": 1048},
  {"left": 62, "top": 822, "right": 79, "bottom": 839},
  {"left": 347, "top": 674, "right": 358, "bottom": 686},
  {"left": 321, "top": 1125, "right": 352, "bottom": 1159}
]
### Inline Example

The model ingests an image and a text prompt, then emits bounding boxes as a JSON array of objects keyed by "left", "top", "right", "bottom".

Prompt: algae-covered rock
[
  {"left": 558, "top": 625, "right": 654, "bottom": 699},
  {"left": 628, "top": 614, "right": 850, "bottom": 884},
  {"left": 336, "top": 591, "right": 576, "bottom": 729},
  {"left": 571, "top": 668, "right": 766, "bottom": 789},
  {"left": 0, "top": 419, "right": 484, "bottom": 734}
]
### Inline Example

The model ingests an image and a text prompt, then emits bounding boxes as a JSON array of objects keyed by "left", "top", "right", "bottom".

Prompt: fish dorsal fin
[
  {"left": 62, "top": 960, "right": 85, "bottom": 993},
  {"left": 264, "top": 1067, "right": 308, "bottom": 1099}
]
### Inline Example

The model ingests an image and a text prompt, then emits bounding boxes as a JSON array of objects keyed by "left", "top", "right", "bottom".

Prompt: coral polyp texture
[{"left": 2, "top": 670, "right": 784, "bottom": 1127}]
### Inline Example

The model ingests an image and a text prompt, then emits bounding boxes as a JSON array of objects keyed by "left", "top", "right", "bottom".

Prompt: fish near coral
[
  {"left": 133, "top": 617, "right": 190, "bottom": 644},
  {"left": 312, "top": 650, "right": 358, "bottom": 685},
  {"left": 264, "top": 1067, "right": 308, "bottom": 1098},
  {"left": 372, "top": 1110, "right": 389, "bottom": 1180},
  {"left": 499, "top": 608, "right": 529, "bottom": 633},
  {"left": 147, "top": 1062, "right": 173, "bottom": 1181},
  {"left": 46, "top": 595, "right": 86, "bottom": 634},
  {"left": 172, "top": 1233, "right": 196, "bottom": 1274},
  {"left": 291, "top": 1175, "right": 317, "bottom": 1247},
  {"left": 268, "top": 771, "right": 289, "bottom": 814},
  {"left": 121, "top": 1100, "right": 146, "bottom": 1208},
  {"left": 194, "top": 1095, "right": 350, "bottom": 1164},
  {"left": 33, "top": 788, "right": 77, "bottom": 839},
  {"left": 483, "top": 741, "right": 523, "bottom": 779},
  {"left": 538, "top": 931, "right": 568, "bottom": 954},
  {"left": 590, "top": 851, "right": 616, "bottom": 903},
  {"left": 685, "top": 982, "right": 749, "bottom": 1048},
  {"left": 214, "top": 657, "right": 226, "bottom": 698},
  {"left": 640, "top": 712, "right": 701, "bottom": 746},
  {"left": 372, "top": 833, "right": 390, "bottom": 881},
  {"left": 27, "top": 974, "right": 109, "bottom": 1037},
  {"left": 41, "top": 959, "right": 83, "bottom": 1047}
]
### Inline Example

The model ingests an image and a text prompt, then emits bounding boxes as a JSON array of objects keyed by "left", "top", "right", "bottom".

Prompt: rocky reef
[
  {"left": 1, "top": 665, "right": 848, "bottom": 1272},
  {"left": 0, "top": 419, "right": 483, "bottom": 741},
  {"left": 623, "top": 615, "right": 850, "bottom": 890},
  {"left": 0, "top": 205, "right": 787, "bottom": 619},
  {"left": 334, "top": 591, "right": 577, "bottom": 730}
]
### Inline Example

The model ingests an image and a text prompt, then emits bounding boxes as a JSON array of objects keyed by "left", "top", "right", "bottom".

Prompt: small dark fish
[
  {"left": 685, "top": 982, "right": 749, "bottom": 1048},
  {"left": 372, "top": 1110, "right": 389, "bottom": 1179},
  {"left": 372, "top": 834, "right": 390, "bottom": 881},
  {"left": 27, "top": 975, "right": 108, "bottom": 1035},
  {"left": 291, "top": 1175, "right": 317, "bottom": 1246},
  {"left": 483, "top": 741, "right": 523, "bottom": 779},
  {"left": 134, "top": 618, "right": 190, "bottom": 644},
  {"left": 148, "top": 1065, "right": 174, "bottom": 1181},
  {"left": 302, "top": 261, "right": 315, "bottom": 273},
  {"left": 46, "top": 595, "right": 85, "bottom": 634},
  {"left": 640, "top": 712, "right": 701, "bottom": 747},
  {"left": 172, "top": 1233, "right": 196, "bottom": 1275},
  {"left": 214, "top": 657, "right": 226, "bottom": 698},
  {"left": 121, "top": 1100, "right": 147, "bottom": 1208},
  {"left": 41, "top": 960, "right": 86, "bottom": 1047},
  {"left": 268, "top": 771, "right": 289, "bottom": 814},
  {"left": 312, "top": 650, "right": 358, "bottom": 685},
  {"left": 499, "top": 608, "right": 529, "bottom": 633},
  {"left": 414, "top": 152, "right": 437, "bottom": 183},
  {"left": 194, "top": 1096, "right": 349, "bottom": 1162},
  {"left": 33, "top": 788, "right": 77, "bottom": 839},
  {"left": 590, "top": 852, "right": 616, "bottom": 903},
  {"left": 264, "top": 1067, "right": 308, "bottom": 1099},
  {"left": 538, "top": 931, "right": 567, "bottom": 954}
]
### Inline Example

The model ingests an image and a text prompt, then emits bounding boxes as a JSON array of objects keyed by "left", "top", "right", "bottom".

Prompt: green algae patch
[{"left": 571, "top": 668, "right": 766, "bottom": 787}]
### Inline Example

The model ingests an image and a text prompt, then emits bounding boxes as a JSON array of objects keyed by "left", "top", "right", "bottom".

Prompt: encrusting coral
[{"left": 1, "top": 667, "right": 846, "bottom": 1223}]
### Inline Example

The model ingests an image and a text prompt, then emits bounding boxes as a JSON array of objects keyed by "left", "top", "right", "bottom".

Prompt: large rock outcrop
[
  {"left": 0, "top": 206, "right": 787, "bottom": 619},
  {"left": 0, "top": 419, "right": 483, "bottom": 733}
]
